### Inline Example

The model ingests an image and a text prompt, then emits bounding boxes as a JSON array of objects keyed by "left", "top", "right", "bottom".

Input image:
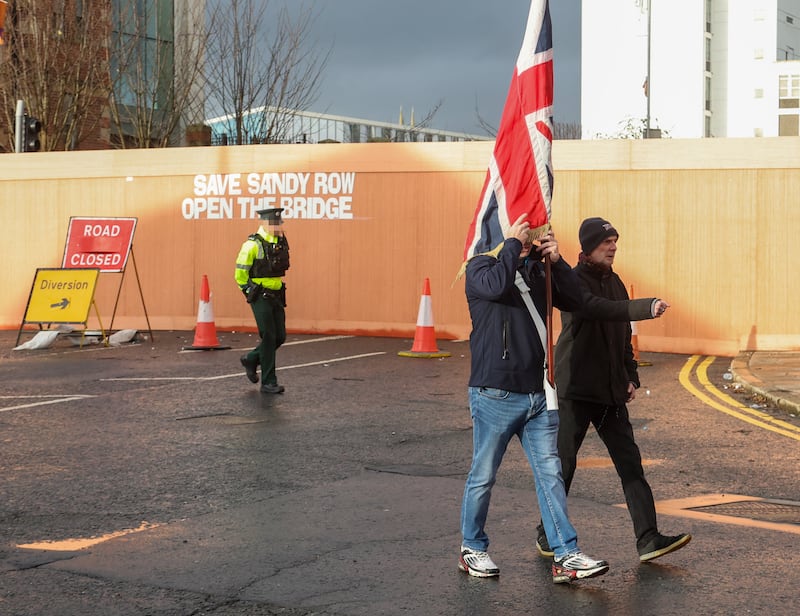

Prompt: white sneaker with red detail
[
  {"left": 458, "top": 546, "right": 500, "bottom": 578},
  {"left": 552, "top": 551, "right": 609, "bottom": 583}
]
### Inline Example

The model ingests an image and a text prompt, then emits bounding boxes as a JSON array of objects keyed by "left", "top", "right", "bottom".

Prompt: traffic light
[{"left": 23, "top": 114, "right": 42, "bottom": 152}]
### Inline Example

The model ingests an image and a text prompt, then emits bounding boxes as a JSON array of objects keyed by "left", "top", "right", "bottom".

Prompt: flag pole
[{"left": 544, "top": 255, "right": 555, "bottom": 388}]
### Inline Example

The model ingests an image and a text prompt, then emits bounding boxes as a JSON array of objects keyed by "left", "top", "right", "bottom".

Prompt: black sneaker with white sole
[
  {"left": 638, "top": 533, "right": 692, "bottom": 562},
  {"left": 536, "top": 532, "right": 554, "bottom": 558}
]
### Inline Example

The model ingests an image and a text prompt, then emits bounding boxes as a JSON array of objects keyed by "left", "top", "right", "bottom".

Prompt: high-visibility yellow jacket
[{"left": 234, "top": 226, "right": 285, "bottom": 291}]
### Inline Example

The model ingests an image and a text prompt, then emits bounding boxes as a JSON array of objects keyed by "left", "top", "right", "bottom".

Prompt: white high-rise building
[{"left": 581, "top": 0, "right": 800, "bottom": 139}]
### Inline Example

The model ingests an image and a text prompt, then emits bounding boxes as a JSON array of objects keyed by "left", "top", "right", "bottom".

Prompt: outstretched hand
[{"left": 653, "top": 299, "right": 670, "bottom": 318}]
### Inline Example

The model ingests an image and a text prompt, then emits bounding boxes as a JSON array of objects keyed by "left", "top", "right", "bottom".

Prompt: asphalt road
[{"left": 1, "top": 330, "right": 798, "bottom": 615}]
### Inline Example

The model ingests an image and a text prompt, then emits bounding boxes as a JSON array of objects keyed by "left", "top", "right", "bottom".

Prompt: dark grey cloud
[{"left": 293, "top": 0, "right": 581, "bottom": 134}]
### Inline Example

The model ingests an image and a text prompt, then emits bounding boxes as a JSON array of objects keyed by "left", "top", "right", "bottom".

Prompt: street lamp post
[
  {"left": 14, "top": 100, "right": 24, "bottom": 153},
  {"left": 646, "top": 0, "right": 652, "bottom": 138}
]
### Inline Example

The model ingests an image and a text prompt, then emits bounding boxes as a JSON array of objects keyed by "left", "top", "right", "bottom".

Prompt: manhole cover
[{"left": 688, "top": 500, "right": 800, "bottom": 525}]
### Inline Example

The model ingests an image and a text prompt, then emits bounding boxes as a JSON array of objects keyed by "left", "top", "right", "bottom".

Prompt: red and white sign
[{"left": 62, "top": 217, "right": 137, "bottom": 273}]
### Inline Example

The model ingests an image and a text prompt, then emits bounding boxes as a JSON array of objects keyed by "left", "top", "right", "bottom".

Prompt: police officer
[{"left": 235, "top": 207, "right": 290, "bottom": 394}]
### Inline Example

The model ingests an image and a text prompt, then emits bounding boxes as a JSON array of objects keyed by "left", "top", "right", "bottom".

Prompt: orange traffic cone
[
  {"left": 183, "top": 275, "right": 230, "bottom": 351},
  {"left": 630, "top": 284, "right": 651, "bottom": 366},
  {"left": 398, "top": 278, "right": 451, "bottom": 358}
]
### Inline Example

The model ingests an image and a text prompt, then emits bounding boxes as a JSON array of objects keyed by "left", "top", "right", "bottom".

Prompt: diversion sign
[
  {"left": 62, "top": 217, "right": 137, "bottom": 272},
  {"left": 23, "top": 268, "right": 100, "bottom": 324}
]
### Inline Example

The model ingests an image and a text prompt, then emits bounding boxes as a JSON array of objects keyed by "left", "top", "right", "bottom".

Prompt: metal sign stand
[
  {"left": 15, "top": 268, "right": 105, "bottom": 347},
  {"left": 61, "top": 217, "right": 153, "bottom": 344},
  {"left": 108, "top": 246, "right": 154, "bottom": 342}
]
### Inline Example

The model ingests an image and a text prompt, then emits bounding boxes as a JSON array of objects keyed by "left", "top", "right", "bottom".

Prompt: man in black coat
[{"left": 537, "top": 217, "right": 691, "bottom": 563}]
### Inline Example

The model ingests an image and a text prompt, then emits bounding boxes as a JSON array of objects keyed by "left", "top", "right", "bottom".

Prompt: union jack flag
[{"left": 463, "top": 0, "right": 554, "bottom": 260}]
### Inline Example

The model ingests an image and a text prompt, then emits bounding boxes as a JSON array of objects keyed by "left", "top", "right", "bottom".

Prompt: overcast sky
[{"left": 296, "top": 0, "right": 581, "bottom": 135}]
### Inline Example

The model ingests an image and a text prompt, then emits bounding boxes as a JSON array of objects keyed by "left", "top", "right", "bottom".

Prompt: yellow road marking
[
  {"left": 615, "top": 493, "right": 800, "bottom": 534},
  {"left": 679, "top": 356, "right": 800, "bottom": 441},
  {"left": 578, "top": 457, "right": 661, "bottom": 469},
  {"left": 695, "top": 356, "right": 800, "bottom": 434},
  {"left": 16, "top": 522, "right": 158, "bottom": 551}
]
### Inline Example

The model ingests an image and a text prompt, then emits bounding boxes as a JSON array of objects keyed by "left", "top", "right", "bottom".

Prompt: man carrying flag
[{"left": 458, "top": 0, "right": 609, "bottom": 583}]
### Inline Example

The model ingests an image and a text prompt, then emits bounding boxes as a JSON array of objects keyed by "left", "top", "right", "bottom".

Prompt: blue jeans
[{"left": 460, "top": 387, "right": 579, "bottom": 559}]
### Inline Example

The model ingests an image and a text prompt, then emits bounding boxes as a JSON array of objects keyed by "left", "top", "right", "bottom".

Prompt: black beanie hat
[{"left": 579, "top": 217, "right": 618, "bottom": 254}]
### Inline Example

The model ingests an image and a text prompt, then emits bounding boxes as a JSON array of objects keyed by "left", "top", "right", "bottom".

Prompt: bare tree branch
[
  {"left": 0, "top": 0, "right": 110, "bottom": 151},
  {"left": 473, "top": 97, "right": 498, "bottom": 138},
  {"left": 593, "top": 116, "right": 669, "bottom": 139},
  {"left": 473, "top": 95, "right": 584, "bottom": 141},
  {"left": 106, "top": 0, "right": 212, "bottom": 148},
  {"left": 205, "top": 0, "right": 330, "bottom": 145}
]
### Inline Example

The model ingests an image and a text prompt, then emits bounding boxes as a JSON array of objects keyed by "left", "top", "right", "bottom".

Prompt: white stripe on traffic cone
[
  {"left": 398, "top": 278, "right": 451, "bottom": 358},
  {"left": 183, "top": 274, "right": 230, "bottom": 350}
]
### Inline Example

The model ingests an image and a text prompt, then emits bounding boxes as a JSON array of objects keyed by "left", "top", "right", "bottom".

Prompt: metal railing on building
[{"left": 206, "top": 106, "right": 491, "bottom": 145}]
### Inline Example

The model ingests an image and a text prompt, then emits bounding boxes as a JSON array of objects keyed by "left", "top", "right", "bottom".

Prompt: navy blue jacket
[{"left": 466, "top": 238, "right": 583, "bottom": 393}]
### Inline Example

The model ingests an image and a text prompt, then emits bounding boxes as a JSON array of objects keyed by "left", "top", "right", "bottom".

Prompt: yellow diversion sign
[{"left": 25, "top": 268, "right": 100, "bottom": 324}]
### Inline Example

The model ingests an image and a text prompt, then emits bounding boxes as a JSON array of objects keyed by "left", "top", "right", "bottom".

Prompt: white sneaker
[
  {"left": 458, "top": 546, "right": 500, "bottom": 577},
  {"left": 552, "top": 551, "right": 609, "bottom": 583}
]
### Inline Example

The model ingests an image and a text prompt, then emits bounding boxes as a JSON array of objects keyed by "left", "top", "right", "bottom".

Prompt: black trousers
[
  {"left": 245, "top": 295, "right": 286, "bottom": 386},
  {"left": 557, "top": 398, "right": 659, "bottom": 548}
]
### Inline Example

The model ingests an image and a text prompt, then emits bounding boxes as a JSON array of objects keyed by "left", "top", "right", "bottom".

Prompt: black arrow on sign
[{"left": 50, "top": 298, "right": 70, "bottom": 310}]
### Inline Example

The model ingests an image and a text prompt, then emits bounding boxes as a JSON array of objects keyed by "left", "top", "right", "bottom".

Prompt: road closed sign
[
  {"left": 62, "top": 217, "right": 137, "bottom": 272},
  {"left": 24, "top": 268, "right": 100, "bottom": 324}
]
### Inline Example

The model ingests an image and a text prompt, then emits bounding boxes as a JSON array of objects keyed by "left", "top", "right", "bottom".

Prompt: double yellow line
[{"left": 679, "top": 355, "right": 800, "bottom": 441}]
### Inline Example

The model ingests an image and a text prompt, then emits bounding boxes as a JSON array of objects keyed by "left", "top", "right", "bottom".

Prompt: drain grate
[{"left": 688, "top": 500, "right": 800, "bottom": 525}]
